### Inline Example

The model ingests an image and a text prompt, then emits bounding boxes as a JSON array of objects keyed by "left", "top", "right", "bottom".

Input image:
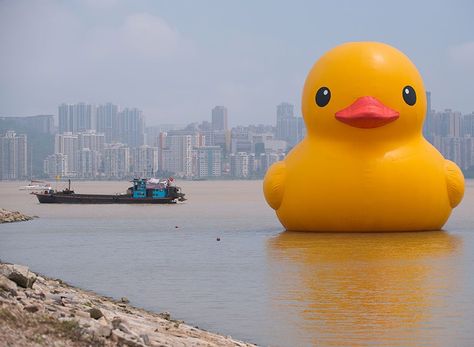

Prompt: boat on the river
[
  {"left": 33, "top": 178, "right": 186, "bottom": 204},
  {"left": 19, "top": 180, "right": 52, "bottom": 191}
]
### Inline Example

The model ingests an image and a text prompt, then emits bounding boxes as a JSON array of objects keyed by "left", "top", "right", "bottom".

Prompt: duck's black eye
[
  {"left": 402, "top": 86, "right": 416, "bottom": 106},
  {"left": 315, "top": 87, "right": 331, "bottom": 107}
]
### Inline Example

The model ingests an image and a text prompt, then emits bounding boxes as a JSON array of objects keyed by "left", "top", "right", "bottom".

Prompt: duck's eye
[
  {"left": 402, "top": 86, "right": 416, "bottom": 106},
  {"left": 315, "top": 87, "right": 331, "bottom": 107}
]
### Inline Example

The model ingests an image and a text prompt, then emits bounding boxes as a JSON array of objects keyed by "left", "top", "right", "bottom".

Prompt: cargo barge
[{"left": 33, "top": 178, "right": 186, "bottom": 204}]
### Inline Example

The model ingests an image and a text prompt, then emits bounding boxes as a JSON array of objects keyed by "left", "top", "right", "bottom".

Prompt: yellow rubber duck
[{"left": 264, "top": 42, "right": 464, "bottom": 232}]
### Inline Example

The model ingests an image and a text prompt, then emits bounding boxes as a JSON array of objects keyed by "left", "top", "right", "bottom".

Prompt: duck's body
[{"left": 264, "top": 42, "right": 464, "bottom": 232}]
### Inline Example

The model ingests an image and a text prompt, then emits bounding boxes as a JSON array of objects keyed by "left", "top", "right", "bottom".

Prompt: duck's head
[{"left": 302, "top": 42, "right": 426, "bottom": 143}]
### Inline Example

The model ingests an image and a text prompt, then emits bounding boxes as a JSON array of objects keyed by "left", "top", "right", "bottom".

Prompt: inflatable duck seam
[
  {"left": 263, "top": 161, "right": 286, "bottom": 210},
  {"left": 445, "top": 160, "right": 465, "bottom": 208}
]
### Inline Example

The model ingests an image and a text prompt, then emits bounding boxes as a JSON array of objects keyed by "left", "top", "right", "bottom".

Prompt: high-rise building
[
  {"left": 460, "top": 137, "right": 474, "bottom": 170},
  {"left": 118, "top": 108, "right": 145, "bottom": 147},
  {"left": 43, "top": 153, "right": 68, "bottom": 178},
  {"left": 430, "top": 109, "right": 462, "bottom": 138},
  {"left": 55, "top": 133, "right": 79, "bottom": 176},
  {"left": 276, "top": 102, "right": 294, "bottom": 140},
  {"left": 96, "top": 103, "right": 119, "bottom": 143},
  {"left": 76, "top": 148, "right": 101, "bottom": 178},
  {"left": 211, "top": 106, "right": 228, "bottom": 131},
  {"left": 275, "top": 102, "right": 305, "bottom": 147},
  {"left": 58, "top": 103, "right": 95, "bottom": 134},
  {"left": 289, "top": 116, "right": 306, "bottom": 146},
  {"left": 462, "top": 112, "right": 474, "bottom": 137},
  {"left": 0, "top": 115, "right": 54, "bottom": 134},
  {"left": 0, "top": 115, "right": 55, "bottom": 177},
  {"left": 0, "top": 131, "right": 27, "bottom": 180},
  {"left": 213, "top": 130, "right": 230, "bottom": 157},
  {"left": 160, "top": 131, "right": 203, "bottom": 177},
  {"left": 197, "top": 146, "right": 222, "bottom": 178},
  {"left": 423, "top": 91, "right": 432, "bottom": 140},
  {"left": 131, "top": 146, "right": 158, "bottom": 178},
  {"left": 156, "top": 132, "right": 167, "bottom": 172},
  {"left": 78, "top": 131, "right": 105, "bottom": 153},
  {"left": 161, "top": 134, "right": 193, "bottom": 177},
  {"left": 53, "top": 131, "right": 104, "bottom": 177},
  {"left": 231, "top": 127, "right": 252, "bottom": 154},
  {"left": 103, "top": 144, "right": 130, "bottom": 179},
  {"left": 230, "top": 152, "right": 249, "bottom": 178}
]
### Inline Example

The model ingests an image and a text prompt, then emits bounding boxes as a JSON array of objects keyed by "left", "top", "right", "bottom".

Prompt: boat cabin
[{"left": 131, "top": 178, "right": 168, "bottom": 199}]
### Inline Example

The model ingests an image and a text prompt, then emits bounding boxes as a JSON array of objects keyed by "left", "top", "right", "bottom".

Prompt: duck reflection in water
[{"left": 267, "top": 231, "right": 461, "bottom": 347}]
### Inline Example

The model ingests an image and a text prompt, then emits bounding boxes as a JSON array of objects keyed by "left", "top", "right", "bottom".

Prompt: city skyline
[
  {"left": 2, "top": 93, "right": 474, "bottom": 180},
  {"left": 1, "top": 1, "right": 473, "bottom": 126}
]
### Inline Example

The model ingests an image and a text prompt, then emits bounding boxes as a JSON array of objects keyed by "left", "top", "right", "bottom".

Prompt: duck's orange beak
[{"left": 335, "top": 96, "right": 399, "bottom": 129}]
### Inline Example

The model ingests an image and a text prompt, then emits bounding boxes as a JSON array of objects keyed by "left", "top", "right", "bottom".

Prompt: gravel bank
[
  {"left": 0, "top": 262, "right": 256, "bottom": 347},
  {"left": 0, "top": 208, "right": 33, "bottom": 223}
]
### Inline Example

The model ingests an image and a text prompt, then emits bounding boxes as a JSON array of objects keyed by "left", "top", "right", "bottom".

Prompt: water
[{"left": 1, "top": 180, "right": 474, "bottom": 346}]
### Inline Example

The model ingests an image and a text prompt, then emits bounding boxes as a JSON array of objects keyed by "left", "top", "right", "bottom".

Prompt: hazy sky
[{"left": 1, "top": 0, "right": 473, "bottom": 126}]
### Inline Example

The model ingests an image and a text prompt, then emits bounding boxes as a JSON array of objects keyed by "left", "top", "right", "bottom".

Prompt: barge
[{"left": 33, "top": 178, "right": 186, "bottom": 204}]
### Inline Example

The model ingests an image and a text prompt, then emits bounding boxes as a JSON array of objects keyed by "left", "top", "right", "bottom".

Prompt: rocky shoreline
[
  {"left": 0, "top": 263, "right": 256, "bottom": 347},
  {"left": 0, "top": 208, "right": 33, "bottom": 223}
]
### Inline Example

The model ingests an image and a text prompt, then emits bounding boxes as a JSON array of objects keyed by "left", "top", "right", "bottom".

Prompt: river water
[{"left": 1, "top": 180, "right": 474, "bottom": 346}]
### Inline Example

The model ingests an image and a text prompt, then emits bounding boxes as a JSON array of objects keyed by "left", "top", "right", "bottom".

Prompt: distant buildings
[
  {"left": 0, "top": 115, "right": 54, "bottom": 135},
  {"left": 424, "top": 104, "right": 474, "bottom": 171},
  {"left": 58, "top": 103, "right": 95, "bottom": 134},
  {"left": 422, "top": 91, "right": 432, "bottom": 139},
  {"left": 96, "top": 103, "right": 118, "bottom": 143},
  {"left": 211, "top": 106, "right": 228, "bottom": 131},
  {"left": 119, "top": 108, "right": 145, "bottom": 148},
  {"left": 276, "top": 102, "right": 294, "bottom": 140},
  {"left": 131, "top": 146, "right": 158, "bottom": 178},
  {"left": 230, "top": 152, "right": 249, "bottom": 178},
  {"left": 54, "top": 133, "right": 78, "bottom": 177},
  {"left": 58, "top": 103, "right": 145, "bottom": 147},
  {"left": 275, "top": 102, "right": 305, "bottom": 147},
  {"left": 47, "top": 102, "right": 146, "bottom": 179},
  {"left": 43, "top": 153, "right": 67, "bottom": 177},
  {"left": 8, "top": 93, "right": 473, "bottom": 181},
  {"left": 53, "top": 131, "right": 104, "bottom": 178},
  {"left": 76, "top": 148, "right": 101, "bottom": 179},
  {"left": 0, "top": 115, "right": 55, "bottom": 178},
  {"left": 146, "top": 102, "right": 299, "bottom": 179},
  {"left": 102, "top": 144, "right": 130, "bottom": 179},
  {"left": 0, "top": 131, "right": 28, "bottom": 180},
  {"left": 196, "top": 146, "right": 222, "bottom": 178},
  {"left": 160, "top": 132, "right": 200, "bottom": 178}
]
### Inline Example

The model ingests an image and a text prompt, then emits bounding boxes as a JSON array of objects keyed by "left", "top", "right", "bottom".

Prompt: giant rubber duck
[{"left": 263, "top": 42, "right": 464, "bottom": 232}]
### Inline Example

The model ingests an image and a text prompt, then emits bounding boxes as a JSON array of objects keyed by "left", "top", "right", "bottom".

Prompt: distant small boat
[
  {"left": 33, "top": 178, "right": 186, "bottom": 204},
  {"left": 19, "top": 180, "right": 52, "bottom": 191}
]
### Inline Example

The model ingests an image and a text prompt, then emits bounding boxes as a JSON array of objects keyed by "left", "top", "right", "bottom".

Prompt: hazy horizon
[{"left": 1, "top": 0, "right": 474, "bottom": 126}]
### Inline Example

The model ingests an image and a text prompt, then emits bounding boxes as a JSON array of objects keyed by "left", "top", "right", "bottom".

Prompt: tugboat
[{"left": 33, "top": 178, "right": 186, "bottom": 204}]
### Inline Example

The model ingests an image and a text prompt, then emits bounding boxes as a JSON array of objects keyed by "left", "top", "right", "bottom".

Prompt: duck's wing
[
  {"left": 263, "top": 161, "right": 286, "bottom": 210},
  {"left": 445, "top": 160, "right": 465, "bottom": 208}
]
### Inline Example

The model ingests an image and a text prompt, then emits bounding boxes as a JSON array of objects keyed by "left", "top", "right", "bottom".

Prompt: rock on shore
[
  {"left": 0, "top": 208, "right": 33, "bottom": 223},
  {"left": 0, "top": 262, "right": 256, "bottom": 347}
]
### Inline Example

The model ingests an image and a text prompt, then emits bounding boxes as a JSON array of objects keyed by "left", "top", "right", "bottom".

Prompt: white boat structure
[{"left": 19, "top": 180, "right": 52, "bottom": 191}]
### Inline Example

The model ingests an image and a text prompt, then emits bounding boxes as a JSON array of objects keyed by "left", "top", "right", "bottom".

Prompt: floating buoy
[{"left": 216, "top": 237, "right": 220, "bottom": 241}]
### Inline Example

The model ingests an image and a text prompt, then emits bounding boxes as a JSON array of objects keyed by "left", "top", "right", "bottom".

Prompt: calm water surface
[{"left": 1, "top": 180, "right": 474, "bottom": 346}]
